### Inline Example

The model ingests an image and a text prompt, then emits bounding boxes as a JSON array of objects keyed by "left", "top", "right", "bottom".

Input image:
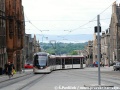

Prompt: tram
[
  {"left": 33, "top": 52, "right": 56, "bottom": 73},
  {"left": 55, "top": 55, "right": 85, "bottom": 70},
  {"left": 33, "top": 52, "right": 85, "bottom": 74}
]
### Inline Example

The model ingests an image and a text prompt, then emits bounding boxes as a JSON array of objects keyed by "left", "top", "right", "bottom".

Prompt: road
[{"left": 1, "top": 66, "right": 120, "bottom": 90}]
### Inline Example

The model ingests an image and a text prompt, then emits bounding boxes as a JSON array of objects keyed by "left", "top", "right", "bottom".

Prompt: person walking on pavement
[
  {"left": 4, "top": 62, "right": 8, "bottom": 75},
  {"left": 7, "top": 62, "right": 13, "bottom": 79},
  {"left": 11, "top": 62, "right": 15, "bottom": 75}
]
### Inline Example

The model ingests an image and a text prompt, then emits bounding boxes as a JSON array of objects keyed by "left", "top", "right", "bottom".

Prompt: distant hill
[
  {"left": 35, "top": 34, "right": 93, "bottom": 43},
  {"left": 41, "top": 42, "right": 88, "bottom": 55}
]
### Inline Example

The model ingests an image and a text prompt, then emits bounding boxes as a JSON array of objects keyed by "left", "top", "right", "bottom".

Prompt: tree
[
  {"left": 40, "top": 42, "right": 87, "bottom": 55},
  {"left": 70, "top": 51, "right": 78, "bottom": 55}
]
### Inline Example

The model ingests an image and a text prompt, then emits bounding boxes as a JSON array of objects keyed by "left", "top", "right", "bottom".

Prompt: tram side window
[
  {"left": 48, "top": 58, "right": 53, "bottom": 66},
  {"left": 48, "top": 58, "right": 51, "bottom": 66},
  {"left": 56, "top": 59, "right": 61, "bottom": 65},
  {"left": 73, "top": 59, "right": 80, "bottom": 64},
  {"left": 50, "top": 58, "right": 55, "bottom": 65},
  {"left": 65, "top": 59, "right": 72, "bottom": 65}
]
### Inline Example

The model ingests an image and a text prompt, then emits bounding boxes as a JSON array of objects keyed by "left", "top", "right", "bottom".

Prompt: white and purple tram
[{"left": 33, "top": 52, "right": 86, "bottom": 74}]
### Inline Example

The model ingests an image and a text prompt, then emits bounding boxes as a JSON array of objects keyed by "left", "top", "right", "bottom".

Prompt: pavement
[{"left": 0, "top": 69, "right": 33, "bottom": 82}]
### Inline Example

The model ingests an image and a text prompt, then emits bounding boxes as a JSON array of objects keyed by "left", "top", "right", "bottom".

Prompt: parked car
[
  {"left": 24, "top": 64, "right": 33, "bottom": 69},
  {"left": 113, "top": 62, "right": 120, "bottom": 71}
]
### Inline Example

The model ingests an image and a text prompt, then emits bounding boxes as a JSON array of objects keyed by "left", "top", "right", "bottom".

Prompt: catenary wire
[{"left": 24, "top": 0, "right": 116, "bottom": 42}]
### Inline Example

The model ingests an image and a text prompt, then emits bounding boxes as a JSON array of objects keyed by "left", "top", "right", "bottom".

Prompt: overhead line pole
[{"left": 97, "top": 15, "right": 101, "bottom": 85}]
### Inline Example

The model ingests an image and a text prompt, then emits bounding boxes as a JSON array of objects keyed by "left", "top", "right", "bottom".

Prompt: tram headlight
[{"left": 40, "top": 67, "right": 43, "bottom": 69}]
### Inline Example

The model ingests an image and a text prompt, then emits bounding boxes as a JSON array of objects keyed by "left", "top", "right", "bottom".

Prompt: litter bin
[{"left": 0, "top": 67, "right": 3, "bottom": 75}]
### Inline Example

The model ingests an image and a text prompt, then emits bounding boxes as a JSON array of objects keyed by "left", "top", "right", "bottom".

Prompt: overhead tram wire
[
  {"left": 23, "top": 19, "right": 92, "bottom": 22},
  {"left": 62, "top": 18, "right": 111, "bottom": 39},
  {"left": 63, "top": 0, "right": 116, "bottom": 38},
  {"left": 63, "top": 16, "right": 97, "bottom": 38},
  {"left": 72, "top": 1, "right": 115, "bottom": 32},
  {"left": 99, "top": 1, "right": 115, "bottom": 15},
  {"left": 24, "top": 0, "right": 115, "bottom": 38},
  {"left": 24, "top": 14, "right": 43, "bottom": 33},
  {"left": 24, "top": 13, "right": 110, "bottom": 35},
  {"left": 24, "top": 14, "right": 50, "bottom": 44}
]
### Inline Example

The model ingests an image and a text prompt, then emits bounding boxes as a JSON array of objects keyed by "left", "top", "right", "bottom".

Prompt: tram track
[
  {"left": 0, "top": 72, "right": 33, "bottom": 83},
  {"left": 0, "top": 73, "right": 34, "bottom": 89},
  {"left": 62, "top": 70, "right": 120, "bottom": 86},
  {"left": 0, "top": 73, "right": 47, "bottom": 90},
  {"left": 17, "top": 74, "right": 47, "bottom": 90}
]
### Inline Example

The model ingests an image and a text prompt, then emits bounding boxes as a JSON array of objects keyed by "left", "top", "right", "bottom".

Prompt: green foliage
[
  {"left": 41, "top": 42, "right": 87, "bottom": 55},
  {"left": 69, "top": 51, "right": 78, "bottom": 55}
]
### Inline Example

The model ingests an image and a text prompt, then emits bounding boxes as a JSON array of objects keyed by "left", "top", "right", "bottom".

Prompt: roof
[{"left": 55, "top": 55, "right": 84, "bottom": 59}]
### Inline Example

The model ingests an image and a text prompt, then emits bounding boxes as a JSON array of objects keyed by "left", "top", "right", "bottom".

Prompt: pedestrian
[
  {"left": 93, "top": 62, "right": 95, "bottom": 67},
  {"left": 11, "top": 62, "right": 15, "bottom": 75},
  {"left": 4, "top": 62, "right": 8, "bottom": 75},
  {"left": 11, "top": 62, "right": 15, "bottom": 70},
  {"left": 7, "top": 62, "right": 13, "bottom": 79}
]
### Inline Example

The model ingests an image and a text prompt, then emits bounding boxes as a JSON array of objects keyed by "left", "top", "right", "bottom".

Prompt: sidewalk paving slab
[{"left": 0, "top": 70, "right": 33, "bottom": 82}]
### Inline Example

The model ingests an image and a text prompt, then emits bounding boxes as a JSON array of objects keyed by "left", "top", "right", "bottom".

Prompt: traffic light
[{"left": 94, "top": 26, "right": 101, "bottom": 33}]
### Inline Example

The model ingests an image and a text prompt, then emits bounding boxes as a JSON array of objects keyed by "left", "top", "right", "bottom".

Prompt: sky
[{"left": 22, "top": 0, "right": 120, "bottom": 43}]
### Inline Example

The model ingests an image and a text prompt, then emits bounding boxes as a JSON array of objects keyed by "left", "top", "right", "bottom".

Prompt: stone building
[
  {"left": 85, "top": 40, "right": 93, "bottom": 66},
  {"left": 0, "top": 0, "right": 7, "bottom": 69},
  {"left": 101, "top": 31, "right": 105, "bottom": 64},
  {"left": 33, "top": 35, "right": 41, "bottom": 53},
  {"left": 36, "top": 40, "right": 41, "bottom": 52},
  {"left": 25, "top": 34, "right": 41, "bottom": 64},
  {"left": 5, "top": 0, "right": 25, "bottom": 71},
  {"left": 92, "top": 31, "right": 111, "bottom": 66},
  {"left": 109, "top": 2, "right": 120, "bottom": 62},
  {"left": 105, "top": 30, "right": 110, "bottom": 65},
  {"left": 92, "top": 2, "right": 120, "bottom": 65},
  {"left": 93, "top": 33, "right": 98, "bottom": 64},
  {"left": 85, "top": 2, "right": 120, "bottom": 66},
  {"left": 25, "top": 34, "right": 31, "bottom": 64},
  {"left": 101, "top": 30, "right": 110, "bottom": 66}
]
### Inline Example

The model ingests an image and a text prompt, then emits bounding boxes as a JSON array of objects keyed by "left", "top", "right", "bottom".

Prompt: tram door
[{"left": 62, "top": 59, "right": 65, "bottom": 69}]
